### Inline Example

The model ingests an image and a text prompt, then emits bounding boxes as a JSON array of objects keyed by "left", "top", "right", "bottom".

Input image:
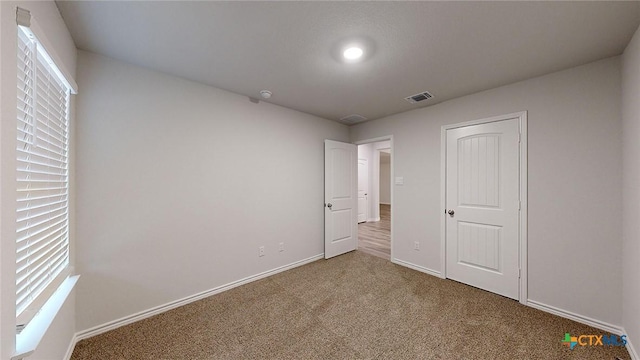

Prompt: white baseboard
[
  {"left": 630, "top": 339, "right": 639, "bottom": 360},
  {"left": 392, "top": 258, "right": 442, "bottom": 278},
  {"left": 73, "top": 254, "right": 324, "bottom": 343},
  {"left": 63, "top": 333, "right": 78, "bottom": 360},
  {"left": 63, "top": 256, "right": 637, "bottom": 359},
  {"left": 379, "top": 202, "right": 391, "bottom": 205},
  {"left": 527, "top": 300, "right": 623, "bottom": 335},
  {"left": 525, "top": 301, "right": 639, "bottom": 358},
  {"left": 623, "top": 328, "right": 639, "bottom": 360},
  {"left": 367, "top": 217, "right": 380, "bottom": 222}
]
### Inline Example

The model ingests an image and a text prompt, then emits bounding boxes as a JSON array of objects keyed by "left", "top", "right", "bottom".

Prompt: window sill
[{"left": 13, "top": 275, "right": 80, "bottom": 360}]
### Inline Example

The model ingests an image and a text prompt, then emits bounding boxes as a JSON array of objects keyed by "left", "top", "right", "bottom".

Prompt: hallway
[{"left": 357, "top": 204, "right": 390, "bottom": 260}]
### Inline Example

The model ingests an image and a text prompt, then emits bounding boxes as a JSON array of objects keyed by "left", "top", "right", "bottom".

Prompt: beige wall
[
  {"left": 350, "top": 57, "right": 623, "bottom": 327},
  {"left": 357, "top": 140, "right": 391, "bottom": 221},
  {"left": 622, "top": 24, "right": 640, "bottom": 358},
  {"left": 74, "top": 51, "right": 349, "bottom": 332},
  {"left": 379, "top": 155, "right": 391, "bottom": 205}
]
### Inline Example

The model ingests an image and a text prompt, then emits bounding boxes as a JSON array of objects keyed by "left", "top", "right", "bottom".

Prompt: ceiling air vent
[
  {"left": 405, "top": 90, "right": 434, "bottom": 104},
  {"left": 340, "top": 114, "right": 368, "bottom": 125}
]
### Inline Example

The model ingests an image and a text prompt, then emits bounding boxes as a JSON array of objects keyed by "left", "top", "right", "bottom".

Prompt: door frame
[
  {"left": 440, "top": 112, "right": 528, "bottom": 304},
  {"left": 357, "top": 157, "right": 369, "bottom": 223},
  {"left": 354, "top": 135, "right": 394, "bottom": 261}
]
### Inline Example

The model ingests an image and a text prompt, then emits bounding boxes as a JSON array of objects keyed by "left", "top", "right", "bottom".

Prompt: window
[{"left": 16, "top": 24, "right": 72, "bottom": 326}]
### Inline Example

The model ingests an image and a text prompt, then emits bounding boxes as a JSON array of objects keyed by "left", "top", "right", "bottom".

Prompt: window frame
[
  {"left": 9, "top": 7, "right": 79, "bottom": 360},
  {"left": 15, "top": 24, "right": 73, "bottom": 328}
]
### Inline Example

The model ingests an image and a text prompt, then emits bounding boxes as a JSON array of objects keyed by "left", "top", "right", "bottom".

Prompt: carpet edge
[
  {"left": 527, "top": 299, "right": 623, "bottom": 335},
  {"left": 391, "top": 258, "right": 443, "bottom": 278},
  {"left": 72, "top": 254, "right": 324, "bottom": 344}
]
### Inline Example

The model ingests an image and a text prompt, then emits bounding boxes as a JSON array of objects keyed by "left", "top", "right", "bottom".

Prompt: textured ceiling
[{"left": 56, "top": 1, "right": 640, "bottom": 124}]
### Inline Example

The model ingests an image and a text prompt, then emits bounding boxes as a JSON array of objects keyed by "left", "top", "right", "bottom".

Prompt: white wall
[
  {"left": 369, "top": 141, "right": 391, "bottom": 221},
  {"left": 357, "top": 143, "right": 373, "bottom": 221},
  {"left": 379, "top": 154, "right": 391, "bottom": 205},
  {"left": 29, "top": 292, "right": 75, "bottom": 360},
  {"left": 350, "top": 57, "right": 623, "bottom": 327},
  {"left": 622, "top": 24, "right": 640, "bottom": 357},
  {"left": 357, "top": 141, "right": 391, "bottom": 221},
  {"left": 74, "top": 51, "right": 349, "bottom": 332},
  {"left": 0, "top": 1, "right": 77, "bottom": 359}
]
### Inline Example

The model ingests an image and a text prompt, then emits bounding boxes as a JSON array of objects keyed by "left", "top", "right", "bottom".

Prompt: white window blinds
[{"left": 16, "top": 25, "right": 71, "bottom": 321}]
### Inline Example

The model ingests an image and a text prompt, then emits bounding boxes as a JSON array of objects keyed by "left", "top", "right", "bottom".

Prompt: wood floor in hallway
[{"left": 357, "top": 204, "right": 390, "bottom": 259}]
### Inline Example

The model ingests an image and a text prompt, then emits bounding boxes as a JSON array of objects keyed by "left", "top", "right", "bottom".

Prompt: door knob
[
  {"left": 447, "top": 209, "right": 455, "bottom": 216},
  {"left": 327, "top": 203, "right": 333, "bottom": 209}
]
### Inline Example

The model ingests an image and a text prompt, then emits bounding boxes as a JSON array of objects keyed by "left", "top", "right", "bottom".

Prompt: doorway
[
  {"left": 356, "top": 138, "right": 393, "bottom": 260},
  {"left": 441, "top": 112, "right": 527, "bottom": 303},
  {"left": 357, "top": 158, "right": 368, "bottom": 223}
]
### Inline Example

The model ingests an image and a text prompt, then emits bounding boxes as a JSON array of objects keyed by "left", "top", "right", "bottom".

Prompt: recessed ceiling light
[
  {"left": 343, "top": 47, "right": 364, "bottom": 60},
  {"left": 260, "top": 90, "right": 272, "bottom": 99},
  {"left": 330, "top": 37, "right": 375, "bottom": 64}
]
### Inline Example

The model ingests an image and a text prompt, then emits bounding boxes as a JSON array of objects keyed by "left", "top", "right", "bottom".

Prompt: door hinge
[
  {"left": 518, "top": 133, "right": 521, "bottom": 143},
  {"left": 518, "top": 201, "right": 521, "bottom": 210},
  {"left": 518, "top": 269, "right": 521, "bottom": 279}
]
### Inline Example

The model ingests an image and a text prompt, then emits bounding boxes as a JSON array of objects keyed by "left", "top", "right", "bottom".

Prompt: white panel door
[
  {"left": 357, "top": 158, "right": 368, "bottom": 223},
  {"left": 446, "top": 119, "right": 520, "bottom": 300},
  {"left": 325, "top": 140, "right": 357, "bottom": 259}
]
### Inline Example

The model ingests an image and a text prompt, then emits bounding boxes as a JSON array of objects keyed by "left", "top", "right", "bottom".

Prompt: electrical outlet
[
  {"left": 414, "top": 241, "right": 420, "bottom": 251},
  {"left": 259, "top": 246, "right": 265, "bottom": 257},
  {"left": 279, "top": 242, "right": 284, "bottom": 252}
]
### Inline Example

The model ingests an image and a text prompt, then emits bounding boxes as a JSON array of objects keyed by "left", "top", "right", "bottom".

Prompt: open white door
[
  {"left": 445, "top": 118, "right": 520, "bottom": 300},
  {"left": 357, "top": 158, "right": 368, "bottom": 223},
  {"left": 325, "top": 140, "right": 357, "bottom": 259}
]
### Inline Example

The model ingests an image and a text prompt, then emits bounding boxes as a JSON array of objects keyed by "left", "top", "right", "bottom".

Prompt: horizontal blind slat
[
  {"left": 17, "top": 236, "right": 68, "bottom": 281},
  {"left": 36, "top": 116, "right": 67, "bottom": 138},
  {"left": 16, "top": 149, "right": 68, "bottom": 166},
  {"left": 17, "top": 168, "right": 68, "bottom": 179},
  {"left": 16, "top": 232, "right": 67, "bottom": 272},
  {"left": 17, "top": 186, "right": 67, "bottom": 194},
  {"left": 17, "top": 200, "right": 68, "bottom": 221},
  {"left": 16, "top": 249, "right": 68, "bottom": 314},
  {"left": 17, "top": 223, "right": 67, "bottom": 254},
  {"left": 18, "top": 250, "right": 69, "bottom": 303},
  {"left": 17, "top": 192, "right": 67, "bottom": 204},
  {"left": 32, "top": 136, "right": 67, "bottom": 155},
  {"left": 16, "top": 212, "right": 67, "bottom": 240},
  {"left": 16, "top": 255, "right": 69, "bottom": 314},
  {"left": 16, "top": 159, "right": 67, "bottom": 172},
  {"left": 16, "top": 207, "right": 68, "bottom": 229},
  {"left": 16, "top": 153, "right": 67, "bottom": 169}
]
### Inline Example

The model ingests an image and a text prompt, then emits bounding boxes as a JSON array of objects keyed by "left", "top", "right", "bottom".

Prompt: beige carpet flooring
[{"left": 71, "top": 251, "right": 630, "bottom": 359}]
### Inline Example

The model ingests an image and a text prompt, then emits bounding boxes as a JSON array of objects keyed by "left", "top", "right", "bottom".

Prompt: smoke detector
[
  {"left": 340, "top": 114, "right": 368, "bottom": 125},
  {"left": 405, "top": 90, "right": 434, "bottom": 104}
]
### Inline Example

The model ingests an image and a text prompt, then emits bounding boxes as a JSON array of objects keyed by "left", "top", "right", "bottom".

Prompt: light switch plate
[{"left": 395, "top": 177, "right": 404, "bottom": 185}]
